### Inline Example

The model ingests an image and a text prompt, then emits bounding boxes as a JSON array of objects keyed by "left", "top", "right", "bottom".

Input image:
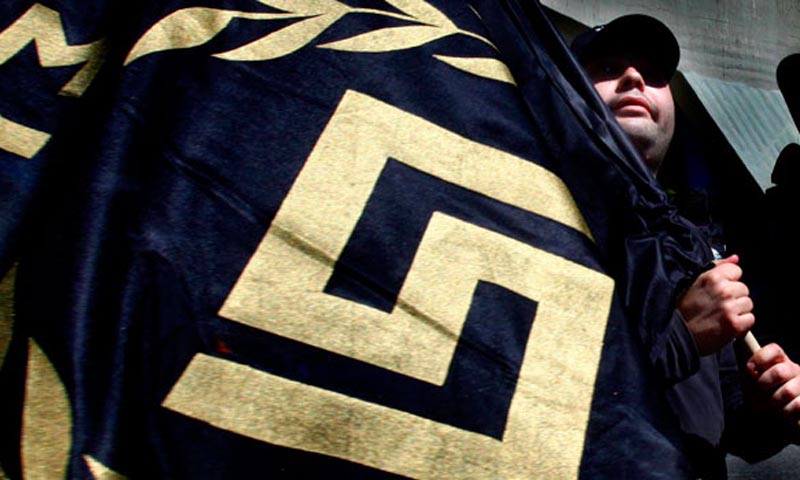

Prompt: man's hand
[
  {"left": 746, "top": 343, "right": 800, "bottom": 431},
  {"left": 677, "top": 254, "right": 755, "bottom": 355}
]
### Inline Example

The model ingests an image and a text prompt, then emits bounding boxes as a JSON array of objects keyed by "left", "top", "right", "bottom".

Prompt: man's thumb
[{"left": 713, "top": 253, "right": 739, "bottom": 266}]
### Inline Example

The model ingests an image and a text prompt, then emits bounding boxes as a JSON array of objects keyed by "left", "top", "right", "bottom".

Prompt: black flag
[{"left": 1, "top": 0, "right": 712, "bottom": 478}]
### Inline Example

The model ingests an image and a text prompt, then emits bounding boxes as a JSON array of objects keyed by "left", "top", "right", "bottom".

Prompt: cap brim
[{"left": 573, "top": 14, "right": 680, "bottom": 80}]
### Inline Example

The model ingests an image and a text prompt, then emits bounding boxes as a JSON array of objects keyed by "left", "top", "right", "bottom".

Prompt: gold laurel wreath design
[{"left": 124, "top": 0, "right": 514, "bottom": 84}]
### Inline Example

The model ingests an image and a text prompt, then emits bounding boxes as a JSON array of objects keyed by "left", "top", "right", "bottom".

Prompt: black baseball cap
[{"left": 571, "top": 14, "right": 680, "bottom": 81}]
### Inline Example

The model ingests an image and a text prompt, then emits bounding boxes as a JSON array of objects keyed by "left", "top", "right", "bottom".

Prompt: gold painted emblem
[
  {"left": 164, "top": 90, "right": 613, "bottom": 478},
  {"left": 124, "top": 0, "right": 514, "bottom": 84}
]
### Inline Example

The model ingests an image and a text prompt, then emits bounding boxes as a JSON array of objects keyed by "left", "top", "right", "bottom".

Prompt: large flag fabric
[{"left": 1, "top": 0, "right": 714, "bottom": 478}]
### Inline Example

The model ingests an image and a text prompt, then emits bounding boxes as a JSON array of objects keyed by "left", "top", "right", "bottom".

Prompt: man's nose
[{"left": 618, "top": 66, "right": 646, "bottom": 91}]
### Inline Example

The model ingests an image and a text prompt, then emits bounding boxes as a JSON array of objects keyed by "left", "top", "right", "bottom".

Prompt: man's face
[{"left": 585, "top": 53, "right": 675, "bottom": 174}]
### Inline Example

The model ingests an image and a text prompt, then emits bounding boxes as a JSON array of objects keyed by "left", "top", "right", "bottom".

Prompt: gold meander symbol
[{"left": 163, "top": 90, "right": 614, "bottom": 478}]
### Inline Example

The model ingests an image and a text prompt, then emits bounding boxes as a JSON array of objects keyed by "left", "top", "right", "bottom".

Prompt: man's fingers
[
  {"left": 751, "top": 343, "right": 788, "bottom": 366},
  {"left": 705, "top": 275, "right": 750, "bottom": 315},
  {"left": 704, "top": 262, "right": 744, "bottom": 283},
  {"left": 783, "top": 394, "right": 800, "bottom": 418},
  {"left": 724, "top": 281, "right": 751, "bottom": 301},
  {"left": 773, "top": 376, "right": 800, "bottom": 406},
  {"left": 731, "top": 311, "right": 755, "bottom": 336},
  {"left": 713, "top": 254, "right": 739, "bottom": 266},
  {"left": 756, "top": 361, "right": 798, "bottom": 390},
  {"left": 748, "top": 343, "right": 792, "bottom": 380},
  {"left": 730, "top": 295, "right": 754, "bottom": 316}
]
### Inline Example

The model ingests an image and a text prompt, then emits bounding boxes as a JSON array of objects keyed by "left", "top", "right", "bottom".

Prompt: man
[{"left": 572, "top": 14, "right": 800, "bottom": 477}]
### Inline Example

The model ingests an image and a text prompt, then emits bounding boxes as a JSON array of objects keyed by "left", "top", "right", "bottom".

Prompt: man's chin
[
  {"left": 614, "top": 120, "right": 664, "bottom": 148},
  {"left": 615, "top": 117, "right": 657, "bottom": 135}
]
